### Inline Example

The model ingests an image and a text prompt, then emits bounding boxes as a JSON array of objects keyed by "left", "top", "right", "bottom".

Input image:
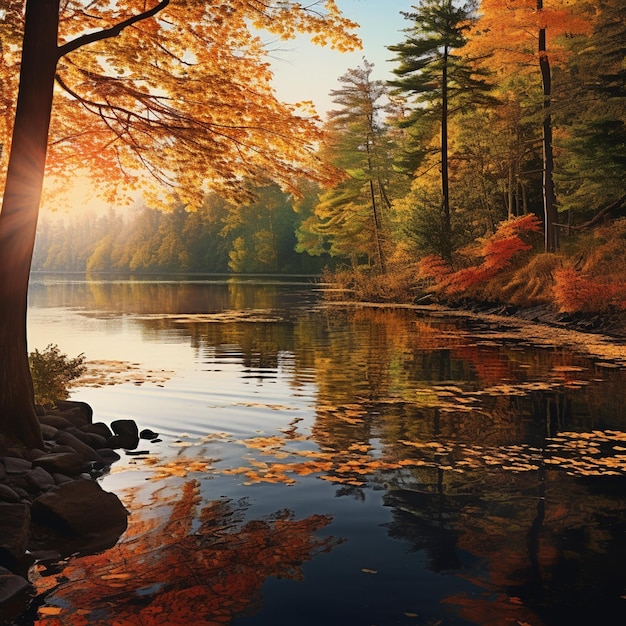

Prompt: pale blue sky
[{"left": 270, "top": 0, "right": 411, "bottom": 116}]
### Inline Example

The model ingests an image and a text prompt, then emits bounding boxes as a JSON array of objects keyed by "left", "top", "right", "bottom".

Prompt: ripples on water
[{"left": 26, "top": 276, "right": 626, "bottom": 625}]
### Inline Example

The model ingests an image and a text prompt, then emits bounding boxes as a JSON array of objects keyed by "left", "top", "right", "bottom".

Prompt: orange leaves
[
  {"left": 418, "top": 215, "right": 541, "bottom": 296},
  {"left": 2, "top": 0, "right": 361, "bottom": 210},
  {"left": 33, "top": 481, "right": 340, "bottom": 624},
  {"left": 466, "top": 0, "right": 593, "bottom": 68},
  {"left": 553, "top": 267, "right": 626, "bottom": 313}
]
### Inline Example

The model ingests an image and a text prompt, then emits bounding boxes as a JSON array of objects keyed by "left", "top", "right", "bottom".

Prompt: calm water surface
[{"left": 25, "top": 275, "right": 626, "bottom": 625}]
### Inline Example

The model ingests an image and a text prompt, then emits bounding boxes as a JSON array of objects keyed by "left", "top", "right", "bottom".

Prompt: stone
[
  {"left": 31, "top": 479, "right": 128, "bottom": 542},
  {"left": 38, "top": 414, "right": 72, "bottom": 430},
  {"left": 33, "top": 453, "right": 84, "bottom": 477},
  {"left": 52, "top": 474, "right": 73, "bottom": 485},
  {"left": 0, "top": 568, "right": 30, "bottom": 621},
  {"left": 25, "top": 467, "right": 56, "bottom": 493},
  {"left": 0, "top": 485, "right": 20, "bottom": 504},
  {"left": 3, "top": 458, "right": 32, "bottom": 474},
  {"left": 54, "top": 432, "right": 104, "bottom": 463},
  {"left": 54, "top": 400, "right": 93, "bottom": 423},
  {"left": 67, "top": 427, "right": 108, "bottom": 450},
  {"left": 96, "top": 448, "right": 121, "bottom": 464},
  {"left": 140, "top": 429, "right": 159, "bottom": 440},
  {"left": 0, "top": 503, "right": 30, "bottom": 569},
  {"left": 82, "top": 422, "right": 113, "bottom": 440},
  {"left": 39, "top": 424, "right": 58, "bottom": 441},
  {"left": 110, "top": 420, "right": 139, "bottom": 450}
]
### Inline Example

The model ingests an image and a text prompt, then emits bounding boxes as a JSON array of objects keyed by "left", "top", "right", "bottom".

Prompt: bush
[{"left": 29, "top": 344, "right": 86, "bottom": 407}]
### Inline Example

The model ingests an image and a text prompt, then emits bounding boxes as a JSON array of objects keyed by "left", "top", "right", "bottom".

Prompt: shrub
[
  {"left": 553, "top": 267, "right": 626, "bottom": 313},
  {"left": 418, "top": 214, "right": 542, "bottom": 299},
  {"left": 29, "top": 344, "right": 86, "bottom": 407}
]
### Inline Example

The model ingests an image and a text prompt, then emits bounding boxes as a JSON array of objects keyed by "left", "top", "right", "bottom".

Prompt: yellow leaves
[{"left": 3, "top": 0, "right": 362, "bottom": 210}]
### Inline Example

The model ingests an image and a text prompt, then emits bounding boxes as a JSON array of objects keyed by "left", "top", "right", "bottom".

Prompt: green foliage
[{"left": 29, "top": 344, "right": 86, "bottom": 407}]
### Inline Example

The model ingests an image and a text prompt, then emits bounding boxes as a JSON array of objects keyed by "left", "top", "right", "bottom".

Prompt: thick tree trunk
[{"left": 0, "top": 0, "right": 60, "bottom": 448}]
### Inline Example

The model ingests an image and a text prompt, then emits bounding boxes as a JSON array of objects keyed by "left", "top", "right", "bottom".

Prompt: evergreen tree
[
  {"left": 388, "top": 0, "right": 492, "bottom": 260},
  {"left": 297, "top": 61, "right": 395, "bottom": 272}
]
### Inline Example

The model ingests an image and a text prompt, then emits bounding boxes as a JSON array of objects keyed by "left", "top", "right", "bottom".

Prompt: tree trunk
[
  {"left": 538, "top": 2, "right": 559, "bottom": 252},
  {"left": 440, "top": 45, "right": 452, "bottom": 261},
  {"left": 0, "top": 0, "right": 61, "bottom": 448}
]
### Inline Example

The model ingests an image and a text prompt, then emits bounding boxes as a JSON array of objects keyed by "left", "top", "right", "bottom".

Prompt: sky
[{"left": 270, "top": 0, "right": 411, "bottom": 116}]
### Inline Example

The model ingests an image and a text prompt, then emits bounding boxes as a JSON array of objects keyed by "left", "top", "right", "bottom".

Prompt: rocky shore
[{"left": 0, "top": 400, "right": 156, "bottom": 621}]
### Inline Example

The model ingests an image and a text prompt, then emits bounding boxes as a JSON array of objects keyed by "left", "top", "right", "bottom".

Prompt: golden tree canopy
[{"left": 0, "top": 1, "right": 361, "bottom": 208}]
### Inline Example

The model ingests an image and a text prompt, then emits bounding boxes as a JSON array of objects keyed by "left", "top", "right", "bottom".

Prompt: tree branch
[{"left": 57, "top": 0, "right": 170, "bottom": 59}]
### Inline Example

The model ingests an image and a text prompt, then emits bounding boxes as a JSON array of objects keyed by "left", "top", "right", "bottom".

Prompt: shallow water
[{"left": 26, "top": 275, "right": 626, "bottom": 625}]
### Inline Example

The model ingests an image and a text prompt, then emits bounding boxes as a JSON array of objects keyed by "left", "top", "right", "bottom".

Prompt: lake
[{"left": 26, "top": 275, "right": 626, "bottom": 625}]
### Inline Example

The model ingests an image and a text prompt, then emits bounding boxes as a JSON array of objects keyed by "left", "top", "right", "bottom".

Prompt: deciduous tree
[{"left": 0, "top": 0, "right": 359, "bottom": 447}]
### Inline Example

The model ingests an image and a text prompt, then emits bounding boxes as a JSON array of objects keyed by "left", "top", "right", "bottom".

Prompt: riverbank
[{"left": 0, "top": 401, "right": 154, "bottom": 621}]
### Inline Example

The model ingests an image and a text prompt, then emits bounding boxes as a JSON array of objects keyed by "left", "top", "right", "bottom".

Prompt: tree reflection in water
[
  {"left": 27, "top": 279, "right": 626, "bottom": 624},
  {"left": 32, "top": 480, "right": 340, "bottom": 625}
]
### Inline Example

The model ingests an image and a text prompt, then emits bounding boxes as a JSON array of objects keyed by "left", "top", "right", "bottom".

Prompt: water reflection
[
  {"left": 32, "top": 480, "right": 340, "bottom": 625},
  {"left": 28, "top": 277, "right": 626, "bottom": 624}
]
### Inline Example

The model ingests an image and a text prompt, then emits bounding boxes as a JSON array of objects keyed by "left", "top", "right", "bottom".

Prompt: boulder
[
  {"left": 0, "top": 485, "right": 20, "bottom": 504},
  {"left": 81, "top": 422, "right": 114, "bottom": 440},
  {"left": 33, "top": 453, "right": 84, "bottom": 477},
  {"left": 25, "top": 467, "right": 56, "bottom": 493},
  {"left": 39, "top": 424, "right": 58, "bottom": 441},
  {"left": 110, "top": 419, "right": 139, "bottom": 450},
  {"left": 31, "top": 479, "right": 128, "bottom": 540},
  {"left": 54, "top": 400, "right": 93, "bottom": 423},
  {"left": 0, "top": 567, "right": 30, "bottom": 621},
  {"left": 54, "top": 432, "right": 104, "bottom": 463},
  {"left": 38, "top": 414, "right": 72, "bottom": 430},
  {"left": 0, "top": 503, "right": 30, "bottom": 569},
  {"left": 67, "top": 427, "right": 108, "bottom": 450},
  {"left": 3, "top": 457, "right": 32, "bottom": 474}
]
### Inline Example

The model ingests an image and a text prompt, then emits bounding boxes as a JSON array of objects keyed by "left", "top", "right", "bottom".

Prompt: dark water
[{"left": 26, "top": 275, "right": 626, "bottom": 625}]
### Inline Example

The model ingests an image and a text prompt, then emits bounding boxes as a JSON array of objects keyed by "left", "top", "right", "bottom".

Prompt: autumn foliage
[
  {"left": 33, "top": 480, "right": 340, "bottom": 625},
  {"left": 418, "top": 214, "right": 542, "bottom": 298}
]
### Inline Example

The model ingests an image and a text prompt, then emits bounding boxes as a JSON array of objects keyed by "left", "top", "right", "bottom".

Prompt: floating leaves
[{"left": 74, "top": 359, "right": 173, "bottom": 387}]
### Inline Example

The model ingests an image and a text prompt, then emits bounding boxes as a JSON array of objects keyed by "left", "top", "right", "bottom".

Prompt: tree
[
  {"left": 554, "top": 0, "right": 626, "bottom": 221},
  {"left": 297, "top": 61, "right": 395, "bottom": 271},
  {"left": 388, "top": 0, "right": 492, "bottom": 260},
  {"left": 0, "top": 1, "right": 359, "bottom": 447},
  {"left": 464, "top": 0, "right": 592, "bottom": 251}
]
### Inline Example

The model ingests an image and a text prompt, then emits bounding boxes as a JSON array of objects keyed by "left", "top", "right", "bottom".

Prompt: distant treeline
[{"left": 33, "top": 185, "right": 329, "bottom": 275}]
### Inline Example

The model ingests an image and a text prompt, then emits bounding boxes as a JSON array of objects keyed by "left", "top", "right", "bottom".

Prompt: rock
[
  {"left": 0, "top": 567, "right": 30, "bottom": 621},
  {"left": 38, "top": 414, "right": 73, "bottom": 430},
  {"left": 110, "top": 420, "right": 139, "bottom": 450},
  {"left": 67, "top": 427, "right": 108, "bottom": 450},
  {"left": 3, "top": 458, "right": 32, "bottom": 474},
  {"left": 0, "top": 485, "right": 20, "bottom": 504},
  {"left": 54, "top": 400, "right": 93, "bottom": 423},
  {"left": 96, "top": 448, "right": 121, "bottom": 464},
  {"left": 46, "top": 408, "right": 89, "bottom": 428},
  {"left": 30, "top": 480, "right": 128, "bottom": 552},
  {"left": 25, "top": 467, "right": 56, "bottom": 493},
  {"left": 54, "top": 432, "right": 104, "bottom": 463},
  {"left": 39, "top": 424, "right": 58, "bottom": 441},
  {"left": 33, "top": 453, "right": 84, "bottom": 477},
  {"left": 0, "top": 503, "right": 30, "bottom": 569},
  {"left": 140, "top": 429, "right": 159, "bottom": 440},
  {"left": 82, "top": 422, "right": 113, "bottom": 440},
  {"left": 52, "top": 473, "right": 74, "bottom": 485}
]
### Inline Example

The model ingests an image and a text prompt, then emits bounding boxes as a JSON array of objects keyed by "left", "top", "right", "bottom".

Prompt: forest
[{"left": 32, "top": 0, "right": 626, "bottom": 315}]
